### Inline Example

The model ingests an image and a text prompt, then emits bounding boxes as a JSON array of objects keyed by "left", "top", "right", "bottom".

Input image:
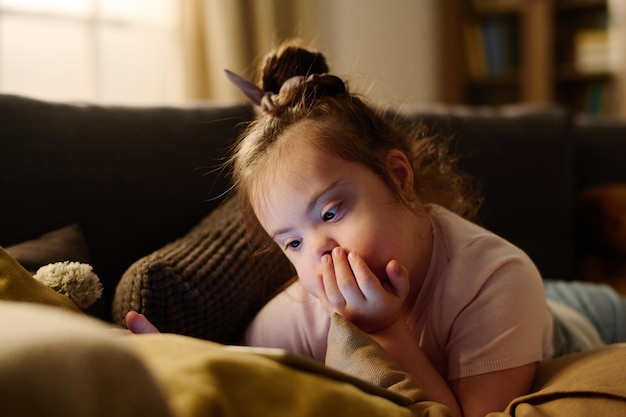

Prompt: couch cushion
[
  {"left": 6, "top": 224, "right": 91, "bottom": 274},
  {"left": 112, "top": 197, "right": 294, "bottom": 344}
]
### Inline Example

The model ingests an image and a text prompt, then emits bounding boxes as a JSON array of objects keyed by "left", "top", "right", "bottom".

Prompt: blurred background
[{"left": 0, "top": 0, "right": 624, "bottom": 119}]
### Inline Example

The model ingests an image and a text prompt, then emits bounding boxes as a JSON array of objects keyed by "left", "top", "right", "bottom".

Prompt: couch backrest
[
  {"left": 573, "top": 116, "right": 626, "bottom": 188},
  {"left": 396, "top": 104, "right": 574, "bottom": 281},
  {"left": 0, "top": 94, "right": 254, "bottom": 317},
  {"left": 1, "top": 95, "right": 595, "bottom": 321}
]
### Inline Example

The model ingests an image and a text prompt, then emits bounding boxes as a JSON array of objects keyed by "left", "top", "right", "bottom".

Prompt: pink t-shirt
[{"left": 244, "top": 204, "right": 554, "bottom": 380}]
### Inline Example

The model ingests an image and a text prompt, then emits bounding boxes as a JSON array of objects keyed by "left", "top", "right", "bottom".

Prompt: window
[{"left": 0, "top": 0, "right": 184, "bottom": 105}]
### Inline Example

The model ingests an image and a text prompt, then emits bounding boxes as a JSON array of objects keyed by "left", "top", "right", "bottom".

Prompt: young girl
[{"left": 128, "top": 41, "right": 626, "bottom": 417}]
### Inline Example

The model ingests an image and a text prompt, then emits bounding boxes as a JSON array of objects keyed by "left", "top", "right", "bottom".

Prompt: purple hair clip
[
  {"left": 224, "top": 69, "right": 280, "bottom": 114},
  {"left": 224, "top": 69, "right": 264, "bottom": 106},
  {"left": 225, "top": 69, "right": 345, "bottom": 114}
]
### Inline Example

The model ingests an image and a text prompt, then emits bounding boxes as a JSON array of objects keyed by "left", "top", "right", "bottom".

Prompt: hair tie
[{"left": 224, "top": 69, "right": 345, "bottom": 114}]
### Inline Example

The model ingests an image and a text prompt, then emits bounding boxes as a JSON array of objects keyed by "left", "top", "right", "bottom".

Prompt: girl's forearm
[{"left": 367, "top": 320, "right": 462, "bottom": 417}]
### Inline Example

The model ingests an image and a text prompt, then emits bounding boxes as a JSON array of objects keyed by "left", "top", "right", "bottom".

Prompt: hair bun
[
  {"left": 308, "top": 73, "right": 345, "bottom": 96},
  {"left": 282, "top": 73, "right": 345, "bottom": 97},
  {"left": 261, "top": 43, "right": 330, "bottom": 93},
  {"left": 259, "top": 73, "right": 345, "bottom": 114},
  {"left": 224, "top": 41, "right": 346, "bottom": 115}
]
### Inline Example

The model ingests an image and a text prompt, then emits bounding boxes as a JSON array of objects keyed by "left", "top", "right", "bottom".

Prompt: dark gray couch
[
  {"left": 0, "top": 94, "right": 253, "bottom": 321},
  {"left": 1, "top": 94, "right": 624, "bottom": 343}
]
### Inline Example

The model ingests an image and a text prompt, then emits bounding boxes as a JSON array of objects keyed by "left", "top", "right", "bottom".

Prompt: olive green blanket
[{"left": 2, "top": 301, "right": 625, "bottom": 417}]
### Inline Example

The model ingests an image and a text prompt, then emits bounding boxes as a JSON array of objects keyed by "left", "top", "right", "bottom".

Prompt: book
[
  {"left": 575, "top": 28, "right": 610, "bottom": 73},
  {"left": 482, "top": 17, "right": 517, "bottom": 76},
  {"left": 463, "top": 21, "right": 488, "bottom": 79}
]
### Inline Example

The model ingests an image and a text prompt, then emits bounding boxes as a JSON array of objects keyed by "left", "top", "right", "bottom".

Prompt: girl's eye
[
  {"left": 285, "top": 239, "right": 302, "bottom": 251},
  {"left": 322, "top": 204, "right": 340, "bottom": 222}
]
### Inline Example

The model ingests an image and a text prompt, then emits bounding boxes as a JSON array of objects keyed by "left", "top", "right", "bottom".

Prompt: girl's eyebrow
[
  {"left": 271, "top": 180, "right": 343, "bottom": 239},
  {"left": 306, "top": 180, "right": 343, "bottom": 214}
]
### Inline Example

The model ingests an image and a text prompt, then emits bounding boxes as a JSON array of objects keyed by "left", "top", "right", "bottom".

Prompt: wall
[
  {"left": 294, "top": 0, "right": 443, "bottom": 106},
  {"left": 609, "top": 0, "right": 626, "bottom": 118}
]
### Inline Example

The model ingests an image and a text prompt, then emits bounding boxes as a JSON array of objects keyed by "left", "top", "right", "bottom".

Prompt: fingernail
[
  {"left": 332, "top": 247, "right": 342, "bottom": 256},
  {"left": 321, "top": 254, "right": 330, "bottom": 263},
  {"left": 348, "top": 251, "right": 357, "bottom": 260}
]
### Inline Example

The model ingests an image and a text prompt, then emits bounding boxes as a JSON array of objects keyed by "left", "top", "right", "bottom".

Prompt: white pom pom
[{"left": 34, "top": 261, "right": 103, "bottom": 309}]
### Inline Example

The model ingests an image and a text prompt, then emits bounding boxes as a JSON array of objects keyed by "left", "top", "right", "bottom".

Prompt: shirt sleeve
[
  {"left": 243, "top": 280, "right": 330, "bottom": 362},
  {"left": 440, "top": 237, "right": 552, "bottom": 380}
]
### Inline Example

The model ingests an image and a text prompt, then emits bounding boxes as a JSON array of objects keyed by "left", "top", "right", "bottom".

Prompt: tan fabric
[{"left": 0, "top": 246, "right": 80, "bottom": 312}]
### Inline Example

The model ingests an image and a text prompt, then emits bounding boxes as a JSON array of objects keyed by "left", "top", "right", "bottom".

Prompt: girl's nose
[{"left": 313, "top": 236, "right": 337, "bottom": 259}]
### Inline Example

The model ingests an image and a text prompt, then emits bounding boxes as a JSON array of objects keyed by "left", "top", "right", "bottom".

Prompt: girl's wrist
[{"left": 365, "top": 317, "right": 410, "bottom": 341}]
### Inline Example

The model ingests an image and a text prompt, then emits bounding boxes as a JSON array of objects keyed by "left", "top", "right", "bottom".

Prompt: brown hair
[{"left": 230, "top": 40, "right": 481, "bottom": 247}]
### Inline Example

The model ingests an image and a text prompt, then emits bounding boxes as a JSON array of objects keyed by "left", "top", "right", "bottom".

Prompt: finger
[
  {"left": 125, "top": 311, "right": 160, "bottom": 334},
  {"left": 346, "top": 251, "right": 382, "bottom": 298},
  {"left": 321, "top": 251, "right": 346, "bottom": 308},
  {"left": 311, "top": 260, "right": 334, "bottom": 315},
  {"left": 385, "top": 260, "right": 410, "bottom": 299},
  {"left": 332, "top": 247, "right": 364, "bottom": 304},
  {"left": 110, "top": 328, "right": 133, "bottom": 336}
]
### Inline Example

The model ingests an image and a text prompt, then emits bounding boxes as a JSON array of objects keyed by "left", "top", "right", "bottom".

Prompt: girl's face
[{"left": 252, "top": 134, "right": 432, "bottom": 299}]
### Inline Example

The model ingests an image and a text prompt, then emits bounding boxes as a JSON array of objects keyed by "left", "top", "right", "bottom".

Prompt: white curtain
[
  {"left": 181, "top": 0, "right": 302, "bottom": 102},
  {"left": 609, "top": 0, "right": 626, "bottom": 118}
]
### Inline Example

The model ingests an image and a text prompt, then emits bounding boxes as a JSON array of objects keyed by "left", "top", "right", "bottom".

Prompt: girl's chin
[{"left": 300, "top": 278, "right": 321, "bottom": 298}]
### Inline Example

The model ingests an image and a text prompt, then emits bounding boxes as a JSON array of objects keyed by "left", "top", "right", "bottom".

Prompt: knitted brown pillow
[{"left": 112, "top": 197, "right": 294, "bottom": 344}]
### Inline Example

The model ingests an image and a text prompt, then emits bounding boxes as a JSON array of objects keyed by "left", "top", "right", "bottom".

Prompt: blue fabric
[{"left": 544, "top": 280, "right": 626, "bottom": 345}]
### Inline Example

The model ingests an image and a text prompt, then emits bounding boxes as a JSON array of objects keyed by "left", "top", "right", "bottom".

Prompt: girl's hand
[
  {"left": 125, "top": 311, "right": 161, "bottom": 334},
  {"left": 314, "top": 247, "right": 410, "bottom": 333}
]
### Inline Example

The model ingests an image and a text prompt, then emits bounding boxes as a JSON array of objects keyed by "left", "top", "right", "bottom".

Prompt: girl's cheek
[
  {"left": 298, "top": 274, "right": 318, "bottom": 296},
  {"left": 296, "top": 263, "right": 320, "bottom": 295}
]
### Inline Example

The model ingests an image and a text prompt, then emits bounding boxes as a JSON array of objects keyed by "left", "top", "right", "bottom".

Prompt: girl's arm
[
  {"left": 370, "top": 318, "right": 536, "bottom": 417},
  {"left": 368, "top": 318, "right": 463, "bottom": 417},
  {"left": 449, "top": 362, "right": 536, "bottom": 417},
  {"left": 316, "top": 248, "right": 536, "bottom": 417},
  {"left": 315, "top": 248, "right": 462, "bottom": 416}
]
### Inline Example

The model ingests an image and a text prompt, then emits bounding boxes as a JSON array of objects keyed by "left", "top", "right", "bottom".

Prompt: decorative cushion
[
  {"left": 0, "top": 246, "right": 81, "bottom": 312},
  {"left": 112, "top": 197, "right": 294, "bottom": 344},
  {"left": 6, "top": 224, "right": 91, "bottom": 274}
]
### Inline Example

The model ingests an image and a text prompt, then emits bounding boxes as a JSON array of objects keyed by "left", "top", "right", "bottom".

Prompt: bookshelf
[{"left": 443, "top": 0, "right": 620, "bottom": 118}]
